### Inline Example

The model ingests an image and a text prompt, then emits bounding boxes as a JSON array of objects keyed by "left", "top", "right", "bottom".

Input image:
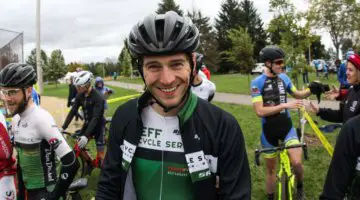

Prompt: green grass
[
  {"left": 114, "top": 72, "right": 339, "bottom": 95},
  {"left": 44, "top": 85, "right": 339, "bottom": 199}
]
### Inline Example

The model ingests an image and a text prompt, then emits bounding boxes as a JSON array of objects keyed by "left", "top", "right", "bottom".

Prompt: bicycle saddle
[{"left": 68, "top": 178, "right": 88, "bottom": 191}]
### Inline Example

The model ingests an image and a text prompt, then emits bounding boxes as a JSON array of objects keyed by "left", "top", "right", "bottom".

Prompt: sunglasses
[
  {"left": 273, "top": 60, "right": 284, "bottom": 65},
  {"left": 0, "top": 89, "right": 21, "bottom": 97}
]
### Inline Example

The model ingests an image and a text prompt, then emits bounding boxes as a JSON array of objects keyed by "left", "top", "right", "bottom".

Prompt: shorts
[
  {"left": 260, "top": 127, "right": 300, "bottom": 159},
  {"left": 0, "top": 175, "right": 16, "bottom": 200},
  {"left": 94, "top": 126, "right": 106, "bottom": 152}
]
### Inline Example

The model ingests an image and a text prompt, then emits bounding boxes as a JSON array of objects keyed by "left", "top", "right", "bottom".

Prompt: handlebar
[{"left": 255, "top": 143, "right": 308, "bottom": 166}]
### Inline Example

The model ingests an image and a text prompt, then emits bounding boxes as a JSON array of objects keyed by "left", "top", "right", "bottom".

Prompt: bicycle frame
[{"left": 278, "top": 148, "right": 295, "bottom": 200}]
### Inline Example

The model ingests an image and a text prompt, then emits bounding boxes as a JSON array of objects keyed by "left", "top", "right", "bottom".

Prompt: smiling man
[{"left": 96, "top": 11, "right": 251, "bottom": 200}]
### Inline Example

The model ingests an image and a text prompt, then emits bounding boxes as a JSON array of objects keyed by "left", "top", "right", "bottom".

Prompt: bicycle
[
  {"left": 255, "top": 142, "right": 308, "bottom": 200},
  {"left": 62, "top": 130, "right": 102, "bottom": 178}
]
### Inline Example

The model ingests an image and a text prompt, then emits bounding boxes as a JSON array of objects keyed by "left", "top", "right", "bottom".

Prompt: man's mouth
[{"left": 160, "top": 86, "right": 177, "bottom": 93}]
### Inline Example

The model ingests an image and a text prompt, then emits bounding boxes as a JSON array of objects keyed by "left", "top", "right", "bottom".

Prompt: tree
[
  {"left": 45, "top": 49, "right": 67, "bottom": 87},
  {"left": 67, "top": 62, "right": 86, "bottom": 72},
  {"left": 309, "top": 0, "right": 360, "bottom": 58},
  {"left": 341, "top": 38, "right": 354, "bottom": 56},
  {"left": 221, "top": 27, "right": 254, "bottom": 74},
  {"left": 187, "top": 9, "right": 219, "bottom": 72},
  {"left": 118, "top": 39, "right": 132, "bottom": 77},
  {"left": 26, "top": 48, "right": 48, "bottom": 74},
  {"left": 222, "top": 27, "right": 254, "bottom": 93},
  {"left": 239, "top": 0, "right": 267, "bottom": 62},
  {"left": 156, "top": 0, "right": 183, "bottom": 16},
  {"left": 215, "top": 0, "right": 243, "bottom": 72},
  {"left": 304, "top": 35, "right": 327, "bottom": 61}
]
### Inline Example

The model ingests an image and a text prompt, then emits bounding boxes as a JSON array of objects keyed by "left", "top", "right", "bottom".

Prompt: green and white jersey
[
  {"left": 12, "top": 105, "right": 72, "bottom": 189},
  {"left": 133, "top": 106, "right": 194, "bottom": 200}
]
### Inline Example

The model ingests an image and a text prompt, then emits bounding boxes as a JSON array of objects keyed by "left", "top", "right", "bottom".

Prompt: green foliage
[
  {"left": 238, "top": 0, "right": 267, "bottom": 62},
  {"left": 26, "top": 48, "right": 48, "bottom": 75},
  {"left": 187, "top": 9, "right": 219, "bottom": 72},
  {"left": 67, "top": 62, "right": 86, "bottom": 72},
  {"left": 309, "top": 0, "right": 360, "bottom": 57},
  {"left": 44, "top": 49, "right": 67, "bottom": 86},
  {"left": 156, "top": 0, "right": 183, "bottom": 16},
  {"left": 215, "top": 0, "right": 243, "bottom": 73},
  {"left": 119, "top": 40, "right": 132, "bottom": 77},
  {"left": 222, "top": 27, "right": 254, "bottom": 74}
]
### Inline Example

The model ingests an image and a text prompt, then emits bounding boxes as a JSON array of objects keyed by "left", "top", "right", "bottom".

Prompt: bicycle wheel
[{"left": 280, "top": 173, "right": 289, "bottom": 200}]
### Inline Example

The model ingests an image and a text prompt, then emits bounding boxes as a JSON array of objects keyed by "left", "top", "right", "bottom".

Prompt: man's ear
[
  {"left": 26, "top": 87, "right": 33, "bottom": 98},
  {"left": 191, "top": 52, "right": 196, "bottom": 72}
]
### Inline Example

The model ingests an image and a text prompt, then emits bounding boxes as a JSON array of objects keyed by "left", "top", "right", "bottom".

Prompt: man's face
[
  {"left": 76, "top": 85, "right": 89, "bottom": 94},
  {"left": 0, "top": 87, "right": 31, "bottom": 115},
  {"left": 143, "top": 53, "right": 193, "bottom": 108},
  {"left": 266, "top": 59, "right": 284, "bottom": 74}
]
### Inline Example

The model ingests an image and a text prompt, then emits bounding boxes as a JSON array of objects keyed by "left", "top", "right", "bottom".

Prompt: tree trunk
[{"left": 335, "top": 44, "right": 340, "bottom": 59}]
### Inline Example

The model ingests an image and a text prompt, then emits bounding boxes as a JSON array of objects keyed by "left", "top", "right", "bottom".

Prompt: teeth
[{"left": 161, "top": 87, "right": 177, "bottom": 92}]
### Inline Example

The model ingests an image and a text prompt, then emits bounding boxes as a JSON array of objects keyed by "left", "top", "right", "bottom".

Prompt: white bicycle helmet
[{"left": 73, "top": 71, "right": 93, "bottom": 86}]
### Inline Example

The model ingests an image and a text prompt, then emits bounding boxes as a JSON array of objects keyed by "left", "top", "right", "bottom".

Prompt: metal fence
[{"left": 0, "top": 28, "right": 23, "bottom": 69}]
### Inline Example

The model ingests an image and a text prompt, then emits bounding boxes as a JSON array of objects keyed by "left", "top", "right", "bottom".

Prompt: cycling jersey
[
  {"left": 95, "top": 86, "right": 113, "bottom": 109},
  {"left": 96, "top": 91, "right": 251, "bottom": 200},
  {"left": 198, "top": 70, "right": 208, "bottom": 80},
  {"left": 63, "top": 88, "right": 105, "bottom": 138},
  {"left": 0, "top": 112, "right": 16, "bottom": 179},
  {"left": 12, "top": 105, "right": 72, "bottom": 189},
  {"left": 133, "top": 106, "right": 193, "bottom": 200},
  {"left": 191, "top": 78, "right": 216, "bottom": 102},
  {"left": 251, "top": 73, "right": 299, "bottom": 149}
]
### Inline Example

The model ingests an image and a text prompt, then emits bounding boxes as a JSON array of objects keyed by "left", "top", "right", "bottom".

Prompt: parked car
[{"left": 251, "top": 63, "right": 265, "bottom": 75}]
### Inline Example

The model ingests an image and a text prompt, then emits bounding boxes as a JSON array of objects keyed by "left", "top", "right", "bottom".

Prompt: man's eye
[{"left": 172, "top": 63, "right": 183, "bottom": 68}]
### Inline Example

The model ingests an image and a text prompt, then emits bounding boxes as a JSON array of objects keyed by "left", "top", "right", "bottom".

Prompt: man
[
  {"left": 320, "top": 114, "right": 360, "bottom": 199},
  {"left": 201, "top": 65, "right": 211, "bottom": 80},
  {"left": 96, "top": 11, "right": 251, "bottom": 200},
  {"left": 0, "top": 63, "right": 79, "bottom": 200},
  {"left": 61, "top": 71, "right": 106, "bottom": 166},
  {"left": 94, "top": 76, "right": 114, "bottom": 110},
  {"left": 251, "top": 46, "right": 325, "bottom": 200},
  {"left": 191, "top": 53, "right": 216, "bottom": 102}
]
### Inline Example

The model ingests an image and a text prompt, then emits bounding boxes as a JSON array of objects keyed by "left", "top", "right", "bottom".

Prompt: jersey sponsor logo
[
  {"left": 21, "top": 122, "right": 28, "bottom": 128},
  {"left": 15, "top": 135, "right": 41, "bottom": 144},
  {"left": 61, "top": 173, "right": 69, "bottom": 180},
  {"left": 264, "top": 84, "right": 273, "bottom": 92},
  {"left": 45, "top": 148, "right": 56, "bottom": 182},
  {"left": 167, "top": 166, "right": 189, "bottom": 177},
  {"left": 48, "top": 138, "right": 62, "bottom": 149},
  {"left": 4, "top": 190, "right": 15, "bottom": 200},
  {"left": 139, "top": 126, "right": 184, "bottom": 152},
  {"left": 251, "top": 86, "right": 260, "bottom": 95},
  {"left": 121, "top": 140, "right": 136, "bottom": 170},
  {"left": 185, "top": 151, "right": 209, "bottom": 173},
  {"left": 350, "top": 101, "right": 358, "bottom": 112}
]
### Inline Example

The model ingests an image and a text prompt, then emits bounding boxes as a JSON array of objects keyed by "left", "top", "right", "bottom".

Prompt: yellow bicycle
[{"left": 255, "top": 142, "right": 308, "bottom": 200}]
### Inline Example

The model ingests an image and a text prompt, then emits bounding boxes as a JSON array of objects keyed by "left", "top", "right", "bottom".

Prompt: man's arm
[
  {"left": 252, "top": 101, "right": 286, "bottom": 117},
  {"left": 62, "top": 95, "right": 80, "bottom": 129},
  {"left": 320, "top": 117, "right": 360, "bottom": 199},
  {"left": 317, "top": 108, "right": 343, "bottom": 123},
  {"left": 96, "top": 110, "right": 123, "bottom": 199},
  {"left": 218, "top": 117, "right": 251, "bottom": 199},
  {"left": 83, "top": 97, "right": 104, "bottom": 137}
]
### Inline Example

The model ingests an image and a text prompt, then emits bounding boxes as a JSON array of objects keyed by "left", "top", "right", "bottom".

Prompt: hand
[
  {"left": 307, "top": 101, "right": 320, "bottom": 114},
  {"left": 325, "top": 84, "right": 339, "bottom": 100},
  {"left": 284, "top": 100, "right": 303, "bottom": 110},
  {"left": 77, "top": 136, "right": 88, "bottom": 149}
]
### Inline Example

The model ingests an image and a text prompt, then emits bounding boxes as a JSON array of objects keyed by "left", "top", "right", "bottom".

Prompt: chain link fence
[{"left": 0, "top": 28, "right": 23, "bottom": 69}]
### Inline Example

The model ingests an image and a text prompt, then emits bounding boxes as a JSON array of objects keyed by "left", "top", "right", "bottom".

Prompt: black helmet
[
  {"left": 0, "top": 63, "right": 37, "bottom": 88},
  {"left": 195, "top": 52, "right": 204, "bottom": 72},
  {"left": 127, "top": 11, "right": 200, "bottom": 58},
  {"left": 259, "top": 46, "right": 285, "bottom": 62}
]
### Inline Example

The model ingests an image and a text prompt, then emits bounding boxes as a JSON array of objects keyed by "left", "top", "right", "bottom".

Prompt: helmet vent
[
  {"left": 170, "top": 21, "right": 183, "bottom": 41},
  {"left": 139, "top": 24, "right": 152, "bottom": 44},
  {"left": 155, "top": 19, "right": 165, "bottom": 42}
]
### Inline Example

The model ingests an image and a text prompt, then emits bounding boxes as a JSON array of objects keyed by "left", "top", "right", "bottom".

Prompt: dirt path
[{"left": 41, "top": 96, "right": 82, "bottom": 133}]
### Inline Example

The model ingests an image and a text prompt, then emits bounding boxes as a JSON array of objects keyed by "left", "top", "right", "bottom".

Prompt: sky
[{"left": 0, "top": 0, "right": 333, "bottom": 64}]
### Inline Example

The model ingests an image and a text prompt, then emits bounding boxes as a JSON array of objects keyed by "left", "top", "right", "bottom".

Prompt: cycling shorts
[{"left": 260, "top": 127, "right": 300, "bottom": 159}]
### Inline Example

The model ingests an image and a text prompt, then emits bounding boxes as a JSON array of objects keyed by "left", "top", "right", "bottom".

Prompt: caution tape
[{"left": 301, "top": 108, "right": 334, "bottom": 156}]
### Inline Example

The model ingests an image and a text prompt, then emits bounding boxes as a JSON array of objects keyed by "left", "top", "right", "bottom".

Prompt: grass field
[
  {"left": 113, "top": 72, "right": 339, "bottom": 95},
  {"left": 43, "top": 84, "right": 339, "bottom": 199}
]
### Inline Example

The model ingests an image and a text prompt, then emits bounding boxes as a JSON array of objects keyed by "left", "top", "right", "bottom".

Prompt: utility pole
[{"left": 36, "top": 0, "right": 43, "bottom": 94}]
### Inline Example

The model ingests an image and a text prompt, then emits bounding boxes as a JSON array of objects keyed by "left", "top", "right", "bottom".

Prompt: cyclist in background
[
  {"left": 251, "top": 46, "right": 326, "bottom": 200},
  {"left": 0, "top": 63, "right": 79, "bottom": 200},
  {"left": 61, "top": 71, "right": 106, "bottom": 167},
  {"left": 191, "top": 53, "right": 216, "bottom": 102}
]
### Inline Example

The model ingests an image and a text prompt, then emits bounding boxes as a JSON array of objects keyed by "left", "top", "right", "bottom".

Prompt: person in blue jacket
[
  {"left": 338, "top": 48, "right": 355, "bottom": 88},
  {"left": 94, "top": 77, "right": 113, "bottom": 111},
  {"left": 31, "top": 87, "right": 40, "bottom": 105}
]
